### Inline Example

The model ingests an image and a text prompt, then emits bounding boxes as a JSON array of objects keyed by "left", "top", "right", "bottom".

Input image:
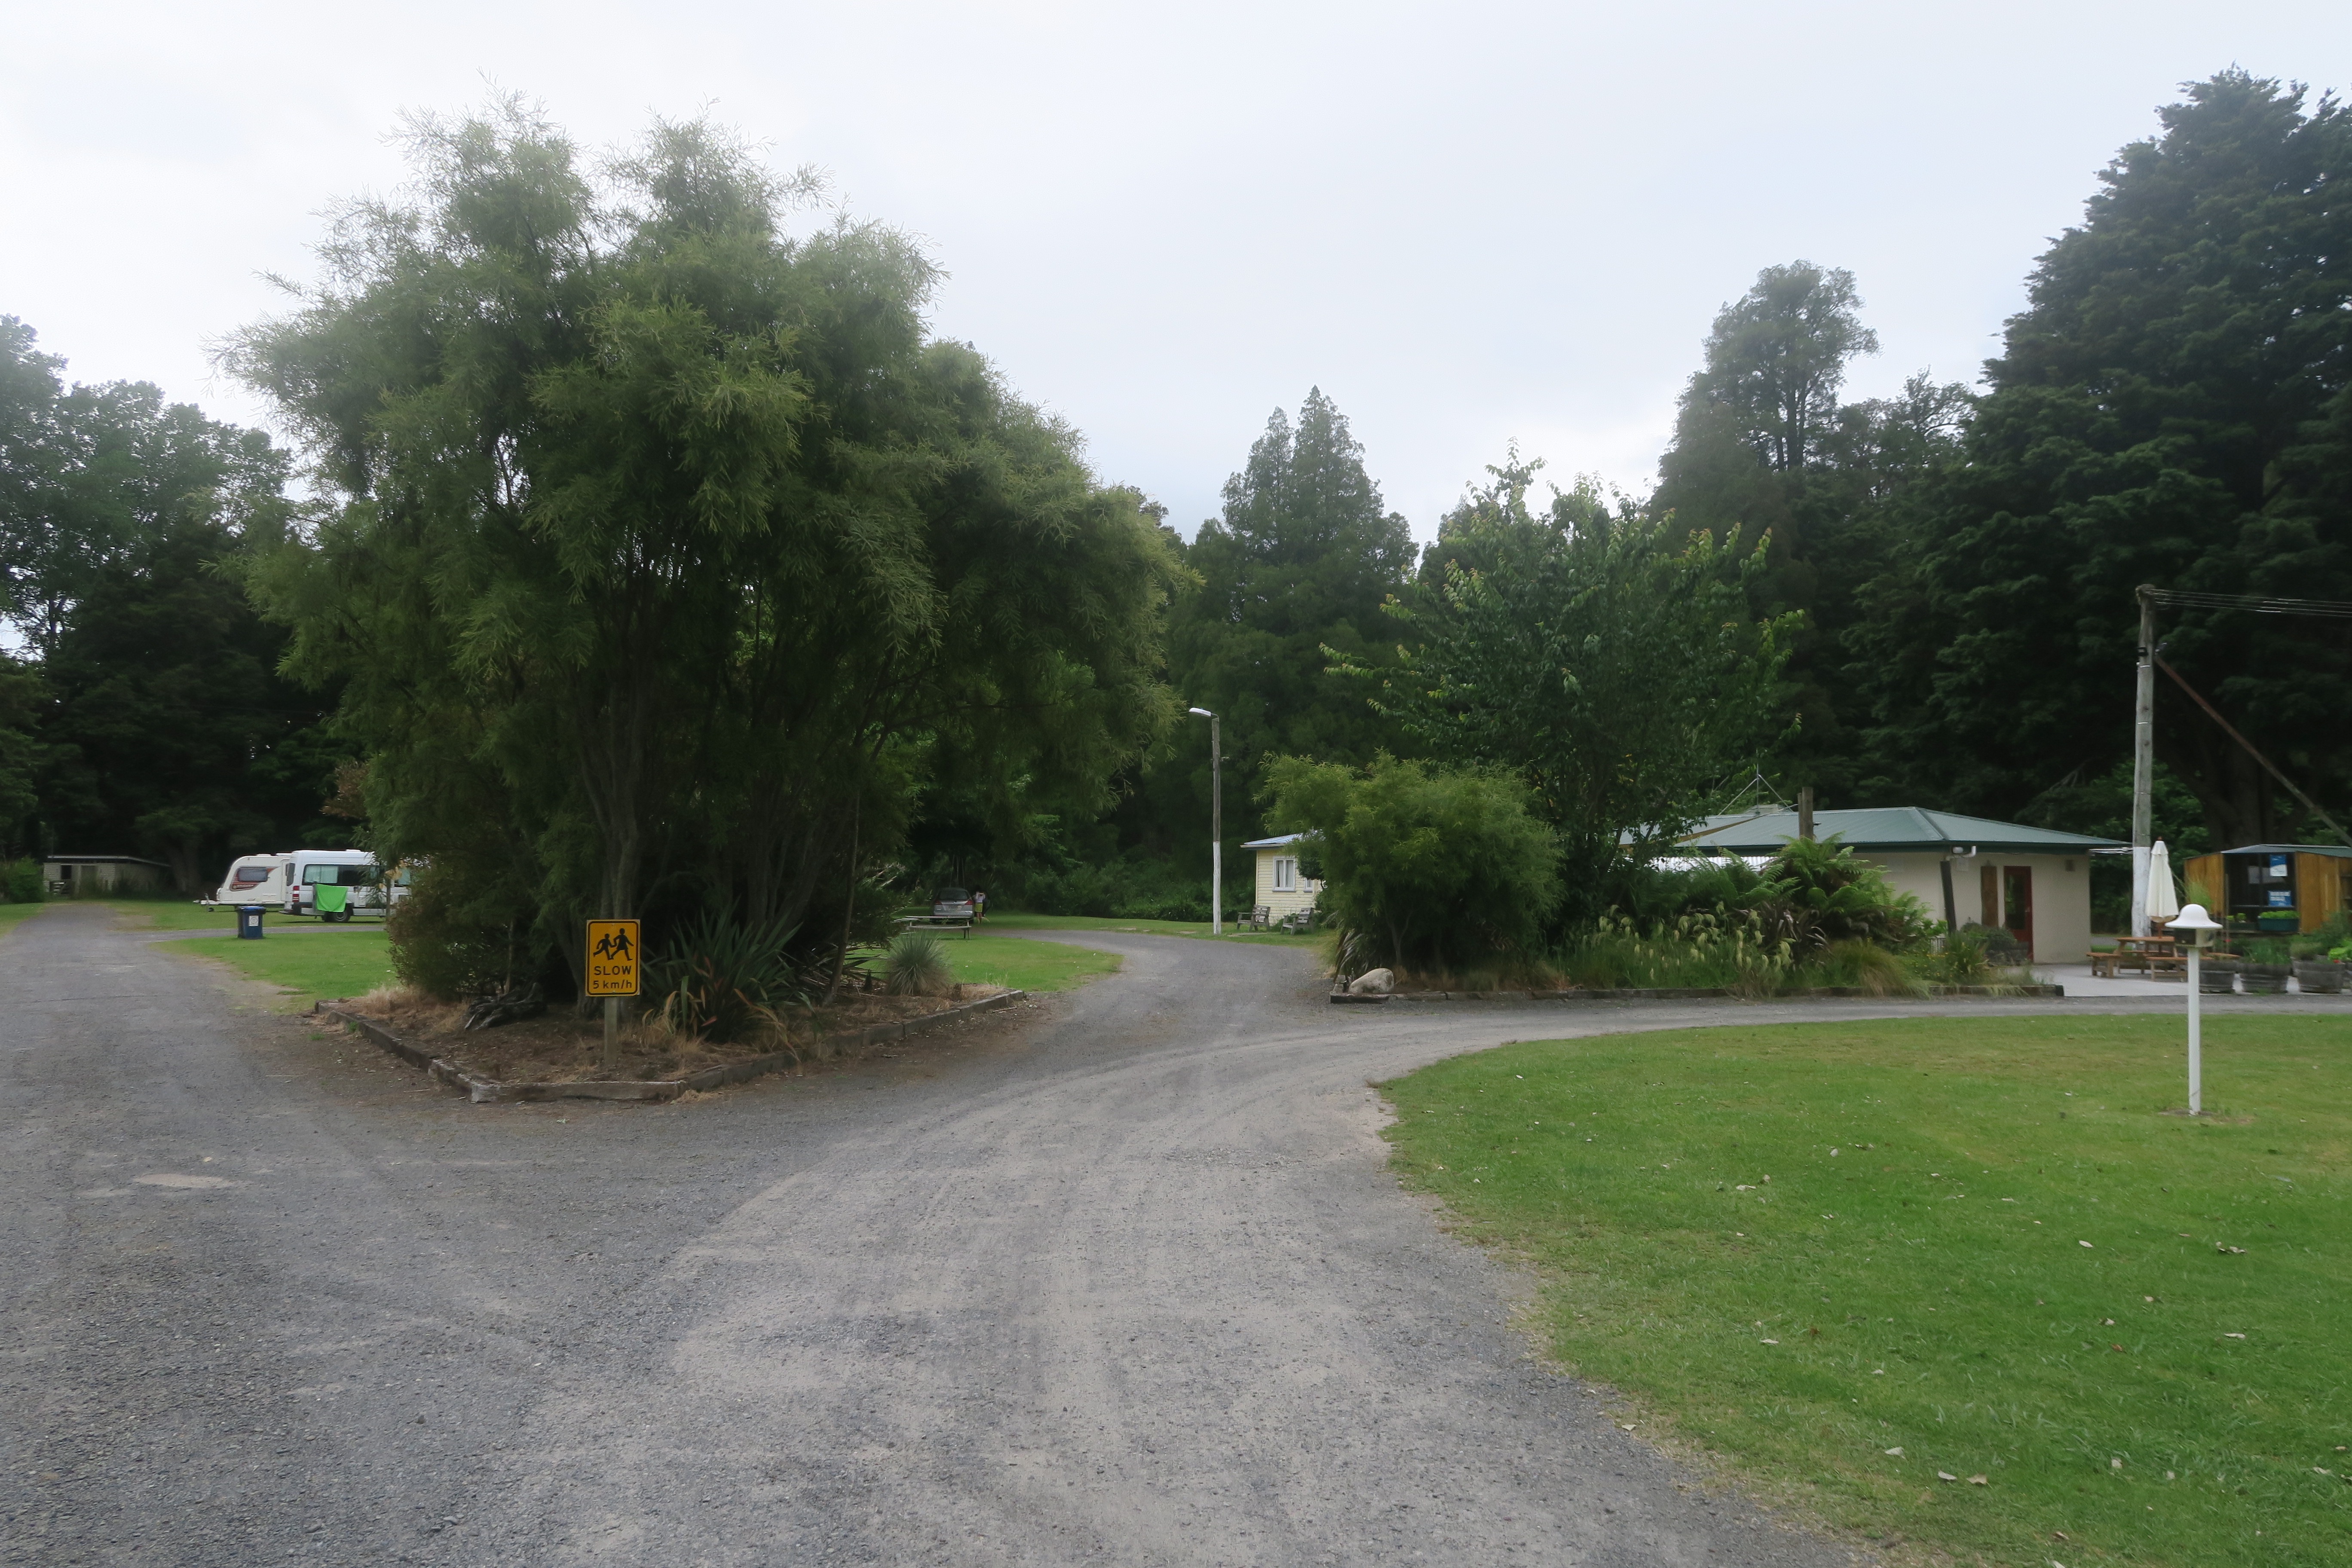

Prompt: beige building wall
[
  {"left": 1868, "top": 851, "right": 2094, "bottom": 964},
  {"left": 1252, "top": 848, "right": 1322, "bottom": 921}
]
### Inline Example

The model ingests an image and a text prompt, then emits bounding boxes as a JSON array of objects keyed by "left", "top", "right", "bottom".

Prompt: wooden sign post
[{"left": 585, "top": 919, "right": 641, "bottom": 1072}]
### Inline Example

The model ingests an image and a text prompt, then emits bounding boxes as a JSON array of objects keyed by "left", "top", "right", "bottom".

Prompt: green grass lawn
[
  {"left": 1382, "top": 1015, "right": 2352, "bottom": 1568},
  {"left": 980, "top": 911, "right": 1318, "bottom": 946},
  {"left": 175, "top": 928, "right": 395, "bottom": 1009},
  {"left": 944, "top": 933, "right": 1122, "bottom": 992},
  {"left": 0, "top": 900, "right": 46, "bottom": 934},
  {"left": 95, "top": 897, "right": 243, "bottom": 931}
]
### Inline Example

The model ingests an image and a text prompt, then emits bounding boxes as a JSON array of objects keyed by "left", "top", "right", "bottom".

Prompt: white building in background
[{"left": 1240, "top": 833, "right": 1322, "bottom": 925}]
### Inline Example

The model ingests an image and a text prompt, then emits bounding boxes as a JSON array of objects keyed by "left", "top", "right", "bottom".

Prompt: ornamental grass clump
[{"left": 883, "top": 930, "right": 955, "bottom": 996}]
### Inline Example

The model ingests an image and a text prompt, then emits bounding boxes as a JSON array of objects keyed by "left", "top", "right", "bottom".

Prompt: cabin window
[
  {"left": 1272, "top": 856, "right": 1297, "bottom": 892},
  {"left": 303, "top": 864, "right": 381, "bottom": 886},
  {"left": 230, "top": 866, "right": 270, "bottom": 887}
]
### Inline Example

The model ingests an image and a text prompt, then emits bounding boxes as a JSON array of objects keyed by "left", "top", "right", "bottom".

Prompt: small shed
[
  {"left": 1240, "top": 833, "right": 1323, "bottom": 924},
  {"left": 1675, "top": 808, "right": 2122, "bottom": 964},
  {"left": 2180, "top": 845, "right": 2352, "bottom": 935},
  {"left": 43, "top": 854, "right": 173, "bottom": 896}
]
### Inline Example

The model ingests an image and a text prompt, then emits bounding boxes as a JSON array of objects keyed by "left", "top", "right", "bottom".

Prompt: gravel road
[{"left": 12, "top": 905, "right": 2300, "bottom": 1567}]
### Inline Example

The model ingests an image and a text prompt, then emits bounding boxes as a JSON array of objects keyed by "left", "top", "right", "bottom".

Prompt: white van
[
  {"left": 283, "top": 849, "right": 394, "bottom": 921},
  {"left": 208, "top": 853, "right": 290, "bottom": 908}
]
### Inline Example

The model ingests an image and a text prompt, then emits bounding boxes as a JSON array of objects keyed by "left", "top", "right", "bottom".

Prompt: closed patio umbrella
[{"left": 2147, "top": 839, "right": 2180, "bottom": 925}]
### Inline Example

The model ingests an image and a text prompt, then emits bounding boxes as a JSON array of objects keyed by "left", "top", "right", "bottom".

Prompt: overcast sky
[{"left": 5, "top": 2, "right": 2344, "bottom": 537}]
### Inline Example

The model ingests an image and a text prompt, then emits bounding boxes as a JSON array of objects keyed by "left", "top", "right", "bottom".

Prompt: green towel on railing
[{"left": 315, "top": 883, "right": 348, "bottom": 914}]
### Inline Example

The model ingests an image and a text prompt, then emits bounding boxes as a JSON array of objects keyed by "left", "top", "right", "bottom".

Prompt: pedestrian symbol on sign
[{"left": 585, "top": 919, "right": 641, "bottom": 998}]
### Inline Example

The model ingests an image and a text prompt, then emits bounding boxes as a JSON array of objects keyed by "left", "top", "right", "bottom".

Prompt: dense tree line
[
  {"left": 0, "top": 318, "right": 345, "bottom": 887},
  {"left": 1083, "top": 69, "right": 2348, "bottom": 934},
  {"left": 3, "top": 70, "right": 2342, "bottom": 977}
]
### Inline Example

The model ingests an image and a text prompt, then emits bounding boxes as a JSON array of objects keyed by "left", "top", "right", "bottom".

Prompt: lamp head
[
  {"left": 1188, "top": 707, "right": 1213, "bottom": 718},
  {"left": 2170, "top": 903, "right": 2221, "bottom": 943}
]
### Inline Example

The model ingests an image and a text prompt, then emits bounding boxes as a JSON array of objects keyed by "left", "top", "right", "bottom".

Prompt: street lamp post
[
  {"left": 2171, "top": 902, "right": 2223, "bottom": 1115},
  {"left": 1188, "top": 706, "right": 1221, "bottom": 934}
]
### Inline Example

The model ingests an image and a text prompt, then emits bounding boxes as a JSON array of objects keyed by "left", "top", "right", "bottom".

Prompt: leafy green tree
[
  {"left": 1260, "top": 754, "right": 1558, "bottom": 975},
  {"left": 235, "top": 105, "right": 1177, "bottom": 987},
  {"left": 0, "top": 317, "right": 333, "bottom": 884},
  {"left": 1352, "top": 453, "right": 1793, "bottom": 920},
  {"left": 1878, "top": 71, "right": 2352, "bottom": 844},
  {"left": 0, "top": 653, "right": 42, "bottom": 857}
]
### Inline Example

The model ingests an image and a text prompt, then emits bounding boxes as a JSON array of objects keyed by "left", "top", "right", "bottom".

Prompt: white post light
[
  {"left": 2171, "top": 902, "right": 2223, "bottom": 1115},
  {"left": 1188, "top": 707, "right": 1221, "bottom": 935}
]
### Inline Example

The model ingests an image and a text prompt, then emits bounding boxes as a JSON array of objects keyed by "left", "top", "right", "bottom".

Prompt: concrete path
[{"left": 9, "top": 907, "right": 2342, "bottom": 1567}]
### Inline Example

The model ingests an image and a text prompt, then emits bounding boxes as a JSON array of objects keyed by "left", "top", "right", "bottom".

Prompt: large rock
[{"left": 1347, "top": 968, "right": 1394, "bottom": 996}]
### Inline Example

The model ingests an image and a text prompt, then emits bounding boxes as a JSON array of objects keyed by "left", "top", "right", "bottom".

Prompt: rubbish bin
[{"left": 237, "top": 904, "right": 266, "bottom": 940}]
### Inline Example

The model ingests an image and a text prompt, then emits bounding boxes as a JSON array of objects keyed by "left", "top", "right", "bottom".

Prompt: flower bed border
[
  {"left": 1331, "top": 982, "right": 2062, "bottom": 1005},
  {"left": 314, "top": 989, "right": 1027, "bottom": 1104}
]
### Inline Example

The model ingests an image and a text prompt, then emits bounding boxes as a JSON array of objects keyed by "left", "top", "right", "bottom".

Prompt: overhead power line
[{"left": 2144, "top": 589, "right": 2352, "bottom": 621}]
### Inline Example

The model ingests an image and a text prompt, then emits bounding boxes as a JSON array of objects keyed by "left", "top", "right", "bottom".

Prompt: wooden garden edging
[{"left": 314, "top": 989, "right": 1027, "bottom": 1105}]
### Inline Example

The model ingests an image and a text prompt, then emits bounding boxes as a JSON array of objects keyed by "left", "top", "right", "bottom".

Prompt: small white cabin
[{"left": 1241, "top": 833, "right": 1322, "bottom": 924}]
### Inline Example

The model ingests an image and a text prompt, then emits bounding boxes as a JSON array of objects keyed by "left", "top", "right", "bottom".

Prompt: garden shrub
[
  {"left": 0, "top": 858, "right": 40, "bottom": 903},
  {"left": 1262, "top": 754, "right": 1559, "bottom": 978}
]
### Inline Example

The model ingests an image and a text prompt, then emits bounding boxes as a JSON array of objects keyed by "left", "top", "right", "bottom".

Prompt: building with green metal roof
[{"left": 1675, "top": 807, "right": 2124, "bottom": 962}]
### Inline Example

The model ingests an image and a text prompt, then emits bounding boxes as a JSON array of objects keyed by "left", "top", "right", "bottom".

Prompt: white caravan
[{"left": 207, "top": 853, "right": 291, "bottom": 908}]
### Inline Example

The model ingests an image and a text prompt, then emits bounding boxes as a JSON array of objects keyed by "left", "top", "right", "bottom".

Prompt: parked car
[
  {"left": 931, "top": 885, "right": 976, "bottom": 919},
  {"left": 205, "top": 853, "right": 290, "bottom": 909}
]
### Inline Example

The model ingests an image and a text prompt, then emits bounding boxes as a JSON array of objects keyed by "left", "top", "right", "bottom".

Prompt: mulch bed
[{"left": 336, "top": 986, "right": 1005, "bottom": 1087}]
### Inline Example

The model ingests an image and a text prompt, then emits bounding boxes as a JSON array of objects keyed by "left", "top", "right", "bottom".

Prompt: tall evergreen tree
[
  {"left": 1156, "top": 388, "right": 1415, "bottom": 840},
  {"left": 1654, "top": 268, "right": 1971, "bottom": 802},
  {"left": 1878, "top": 71, "right": 2352, "bottom": 844}
]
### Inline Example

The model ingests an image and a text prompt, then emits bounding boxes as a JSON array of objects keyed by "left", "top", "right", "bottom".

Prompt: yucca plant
[
  {"left": 652, "top": 912, "right": 804, "bottom": 1043},
  {"left": 882, "top": 930, "right": 954, "bottom": 996}
]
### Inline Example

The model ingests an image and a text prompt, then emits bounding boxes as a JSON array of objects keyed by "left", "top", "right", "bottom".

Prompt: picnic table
[
  {"left": 2090, "top": 934, "right": 2185, "bottom": 980},
  {"left": 894, "top": 913, "right": 973, "bottom": 939}
]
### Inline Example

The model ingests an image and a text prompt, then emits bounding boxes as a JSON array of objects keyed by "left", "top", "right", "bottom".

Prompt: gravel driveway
[{"left": 15, "top": 904, "right": 2274, "bottom": 1567}]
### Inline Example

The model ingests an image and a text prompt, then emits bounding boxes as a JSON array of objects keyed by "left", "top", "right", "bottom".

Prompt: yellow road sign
[{"left": 585, "top": 919, "right": 641, "bottom": 997}]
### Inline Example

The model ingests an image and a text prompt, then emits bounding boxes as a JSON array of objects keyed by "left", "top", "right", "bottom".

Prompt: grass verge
[
  {"left": 944, "top": 934, "right": 1121, "bottom": 993},
  {"left": 94, "top": 897, "right": 243, "bottom": 931},
  {"left": 0, "top": 900, "right": 46, "bottom": 934},
  {"left": 1381, "top": 1015, "right": 2351, "bottom": 1568},
  {"left": 176, "top": 928, "right": 396, "bottom": 1010}
]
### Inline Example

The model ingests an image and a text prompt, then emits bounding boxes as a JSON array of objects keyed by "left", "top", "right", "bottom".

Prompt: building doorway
[{"left": 2001, "top": 865, "right": 2034, "bottom": 958}]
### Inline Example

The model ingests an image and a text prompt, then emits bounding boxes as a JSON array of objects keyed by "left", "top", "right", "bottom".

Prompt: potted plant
[
  {"left": 2240, "top": 937, "right": 2293, "bottom": 995},
  {"left": 2293, "top": 930, "right": 2349, "bottom": 995},
  {"left": 2198, "top": 949, "right": 2240, "bottom": 994}
]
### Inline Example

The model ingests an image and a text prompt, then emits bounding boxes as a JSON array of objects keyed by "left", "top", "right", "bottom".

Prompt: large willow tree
[{"left": 234, "top": 105, "right": 1176, "bottom": 989}]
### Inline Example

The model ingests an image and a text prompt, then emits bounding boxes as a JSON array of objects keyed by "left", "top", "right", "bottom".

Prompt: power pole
[
  {"left": 1795, "top": 786, "right": 1815, "bottom": 842},
  {"left": 2131, "top": 585, "right": 2157, "bottom": 937}
]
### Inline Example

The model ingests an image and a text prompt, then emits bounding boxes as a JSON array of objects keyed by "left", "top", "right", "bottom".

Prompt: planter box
[
  {"left": 2240, "top": 964, "right": 2290, "bottom": 995},
  {"left": 2292, "top": 959, "right": 2346, "bottom": 995},
  {"left": 2197, "top": 962, "right": 2239, "bottom": 995}
]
